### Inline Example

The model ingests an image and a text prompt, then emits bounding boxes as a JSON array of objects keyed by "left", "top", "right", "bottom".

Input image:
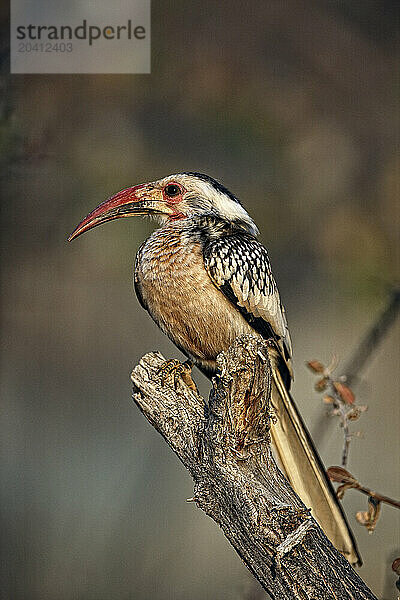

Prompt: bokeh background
[{"left": 1, "top": 1, "right": 399, "bottom": 598}]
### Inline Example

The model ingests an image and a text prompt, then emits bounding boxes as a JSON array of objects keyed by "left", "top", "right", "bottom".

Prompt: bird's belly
[{"left": 136, "top": 243, "right": 255, "bottom": 368}]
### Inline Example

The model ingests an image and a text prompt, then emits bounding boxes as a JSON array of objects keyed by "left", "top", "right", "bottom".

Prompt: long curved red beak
[{"left": 68, "top": 184, "right": 147, "bottom": 242}]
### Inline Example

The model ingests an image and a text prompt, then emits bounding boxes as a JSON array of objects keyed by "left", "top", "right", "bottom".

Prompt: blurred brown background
[{"left": 1, "top": 1, "right": 399, "bottom": 598}]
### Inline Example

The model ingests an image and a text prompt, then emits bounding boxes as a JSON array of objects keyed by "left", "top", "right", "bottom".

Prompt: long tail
[{"left": 270, "top": 367, "right": 362, "bottom": 566}]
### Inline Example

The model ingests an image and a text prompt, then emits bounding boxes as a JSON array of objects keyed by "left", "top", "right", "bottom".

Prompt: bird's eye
[{"left": 164, "top": 183, "right": 181, "bottom": 198}]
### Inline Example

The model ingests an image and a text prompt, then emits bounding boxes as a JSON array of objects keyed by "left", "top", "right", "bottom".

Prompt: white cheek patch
[
  {"left": 212, "top": 191, "right": 259, "bottom": 235},
  {"left": 178, "top": 176, "right": 259, "bottom": 235}
]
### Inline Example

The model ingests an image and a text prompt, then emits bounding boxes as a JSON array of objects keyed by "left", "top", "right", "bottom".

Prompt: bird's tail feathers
[{"left": 270, "top": 367, "right": 362, "bottom": 566}]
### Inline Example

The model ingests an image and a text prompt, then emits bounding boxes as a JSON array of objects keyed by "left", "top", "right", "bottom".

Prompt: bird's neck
[{"left": 154, "top": 214, "right": 256, "bottom": 245}]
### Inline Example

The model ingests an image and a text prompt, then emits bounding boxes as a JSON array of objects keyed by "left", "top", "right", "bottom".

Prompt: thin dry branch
[
  {"left": 343, "top": 287, "right": 400, "bottom": 387},
  {"left": 327, "top": 466, "right": 400, "bottom": 534},
  {"left": 308, "top": 360, "right": 367, "bottom": 467},
  {"left": 328, "top": 467, "right": 400, "bottom": 510},
  {"left": 326, "top": 375, "right": 355, "bottom": 468},
  {"left": 313, "top": 287, "right": 400, "bottom": 447},
  {"left": 131, "top": 335, "right": 376, "bottom": 599}
]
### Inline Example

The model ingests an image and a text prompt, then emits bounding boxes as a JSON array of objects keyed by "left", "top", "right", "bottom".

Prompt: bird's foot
[{"left": 157, "top": 359, "right": 198, "bottom": 392}]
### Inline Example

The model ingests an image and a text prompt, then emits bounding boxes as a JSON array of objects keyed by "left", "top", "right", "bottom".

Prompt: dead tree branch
[{"left": 131, "top": 335, "right": 376, "bottom": 599}]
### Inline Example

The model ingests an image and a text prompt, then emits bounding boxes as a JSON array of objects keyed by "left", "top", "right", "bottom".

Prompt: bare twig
[
  {"left": 343, "top": 287, "right": 400, "bottom": 387},
  {"left": 329, "top": 379, "right": 352, "bottom": 468},
  {"left": 308, "top": 361, "right": 367, "bottom": 467},
  {"left": 131, "top": 335, "right": 376, "bottom": 599},
  {"left": 312, "top": 287, "right": 400, "bottom": 446}
]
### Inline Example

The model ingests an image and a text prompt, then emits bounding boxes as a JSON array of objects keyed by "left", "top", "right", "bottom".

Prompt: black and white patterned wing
[{"left": 204, "top": 233, "right": 292, "bottom": 363}]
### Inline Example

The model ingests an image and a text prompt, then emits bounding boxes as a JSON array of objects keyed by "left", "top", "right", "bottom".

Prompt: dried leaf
[
  {"left": 323, "top": 395, "right": 335, "bottom": 404},
  {"left": 327, "top": 466, "right": 358, "bottom": 485},
  {"left": 334, "top": 382, "right": 355, "bottom": 404},
  {"left": 392, "top": 557, "right": 400, "bottom": 575},
  {"left": 356, "top": 497, "right": 381, "bottom": 534},
  {"left": 315, "top": 377, "right": 328, "bottom": 392},
  {"left": 355, "top": 510, "right": 369, "bottom": 526},
  {"left": 307, "top": 360, "right": 325, "bottom": 373},
  {"left": 328, "top": 467, "right": 359, "bottom": 499},
  {"left": 347, "top": 406, "right": 367, "bottom": 422},
  {"left": 392, "top": 558, "right": 400, "bottom": 576},
  {"left": 347, "top": 408, "right": 362, "bottom": 421},
  {"left": 336, "top": 482, "right": 355, "bottom": 500}
]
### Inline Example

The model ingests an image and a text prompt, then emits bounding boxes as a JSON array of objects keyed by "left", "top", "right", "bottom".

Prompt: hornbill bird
[{"left": 69, "top": 172, "right": 361, "bottom": 565}]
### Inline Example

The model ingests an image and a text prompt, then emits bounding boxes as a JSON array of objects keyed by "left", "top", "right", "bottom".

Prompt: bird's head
[{"left": 68, "top": 172, "right": 258, "bottom": 241}]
